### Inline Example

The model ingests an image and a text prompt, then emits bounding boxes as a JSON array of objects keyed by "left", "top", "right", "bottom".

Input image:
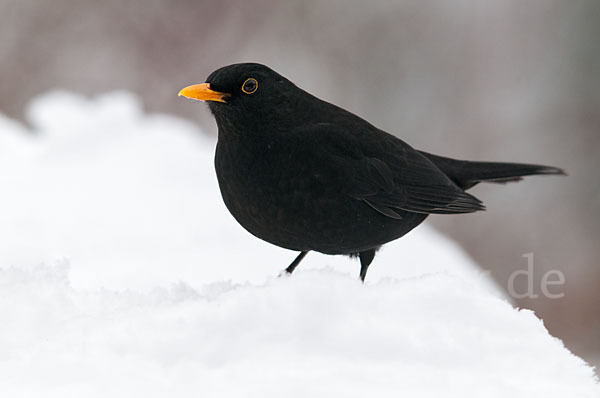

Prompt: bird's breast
[
  {"left": 213, "top": 137, "right": 425, "bottom": 254},
  {"left": 214, "top": 137, "right": 349, "bottom": 249}
]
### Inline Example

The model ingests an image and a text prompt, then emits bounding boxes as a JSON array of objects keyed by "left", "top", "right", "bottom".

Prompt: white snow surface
[{"left": 0, "top": 92, "right": 598, "bottom": 397}]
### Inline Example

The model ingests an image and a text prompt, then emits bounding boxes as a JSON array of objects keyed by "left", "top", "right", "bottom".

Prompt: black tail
[{"left": 419, "top": 151, "right": 566, "bottom": 190}]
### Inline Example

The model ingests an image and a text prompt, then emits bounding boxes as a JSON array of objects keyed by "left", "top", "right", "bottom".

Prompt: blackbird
[{"left": 179, "top": 63, "right": 564, "bottom": 281}]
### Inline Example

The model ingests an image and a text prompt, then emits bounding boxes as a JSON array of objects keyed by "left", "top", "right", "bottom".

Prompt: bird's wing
[
  {"left": 352, "top": 155, "right": 485, "bottom": 217},
  {"left": 298, "top": 123, "right": 485, "bottom": 218}
]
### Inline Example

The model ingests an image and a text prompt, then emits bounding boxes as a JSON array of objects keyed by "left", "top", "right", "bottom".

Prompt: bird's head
[{"left": 179, "top": 63, "right": 302, "bottom": 132}]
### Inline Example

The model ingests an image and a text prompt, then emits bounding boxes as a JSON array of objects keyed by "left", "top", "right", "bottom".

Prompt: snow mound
[
  {"left": 0, "top": 92, "right": 598, "bottom": 396},
  {"left": 1, "top": 265, "right": 598, "bottom": 397}
]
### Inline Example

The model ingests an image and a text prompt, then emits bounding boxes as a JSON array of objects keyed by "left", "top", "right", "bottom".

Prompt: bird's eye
[{"left": 241, "top": 78, "right": 258, "bottom": 94}]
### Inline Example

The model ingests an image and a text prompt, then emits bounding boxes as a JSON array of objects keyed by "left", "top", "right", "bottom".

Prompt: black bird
[{"left": 179, "top": 63, "right": 564, "bottom": 281}]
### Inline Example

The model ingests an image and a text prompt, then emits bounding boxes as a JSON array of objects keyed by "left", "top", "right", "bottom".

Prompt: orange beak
[{"left": 178, "top": 83, "right": 228, "bottom": 103}]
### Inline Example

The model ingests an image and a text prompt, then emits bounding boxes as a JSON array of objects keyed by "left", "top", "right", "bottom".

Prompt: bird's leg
[
  {"left": 359, "top": 249, "right": 376, "bottom": 282},
  {"left": 283, "top": 251, "right": 308, "bottom": 275}
]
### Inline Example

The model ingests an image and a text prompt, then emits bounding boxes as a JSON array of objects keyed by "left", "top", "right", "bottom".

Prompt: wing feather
[{"left": 297, "top": 123, "right": 486, "bottom": 219}]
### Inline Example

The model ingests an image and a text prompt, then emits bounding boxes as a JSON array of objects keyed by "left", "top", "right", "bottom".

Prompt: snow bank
[
  {"left": 0, "top": 92, "right": 597, "bottom": 397},
  {"left": 0, "top": 265, "right": 598, "bottom": 397}
]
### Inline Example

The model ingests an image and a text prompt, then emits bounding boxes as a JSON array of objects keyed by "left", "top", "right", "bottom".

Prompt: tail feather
[{"left": 419, "top": 151, "right": 565, "bottom": 190}]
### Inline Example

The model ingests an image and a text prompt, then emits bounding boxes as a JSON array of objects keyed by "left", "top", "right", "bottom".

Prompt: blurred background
[{"left": 1, "top": 0, "right": 598, "bottom": 368}]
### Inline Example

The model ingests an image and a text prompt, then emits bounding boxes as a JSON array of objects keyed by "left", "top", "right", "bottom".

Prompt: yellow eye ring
[{"left": 241, "top": 78, "right": 258, "bottom": 94}]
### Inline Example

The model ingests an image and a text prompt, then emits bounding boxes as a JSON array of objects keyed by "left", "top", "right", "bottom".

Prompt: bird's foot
[{"left": 278, "top": 269, "right": 293, "bottom": 278}]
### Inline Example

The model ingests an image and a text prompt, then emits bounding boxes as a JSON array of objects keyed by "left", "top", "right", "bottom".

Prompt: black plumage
[{"left": 179, "top": 63, "right": 564, "bottom": 281}]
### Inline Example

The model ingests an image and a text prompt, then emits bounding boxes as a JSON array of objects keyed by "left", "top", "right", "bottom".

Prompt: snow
[{"left": 0, "top": 92, "right": 598, "bottom": 397}]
